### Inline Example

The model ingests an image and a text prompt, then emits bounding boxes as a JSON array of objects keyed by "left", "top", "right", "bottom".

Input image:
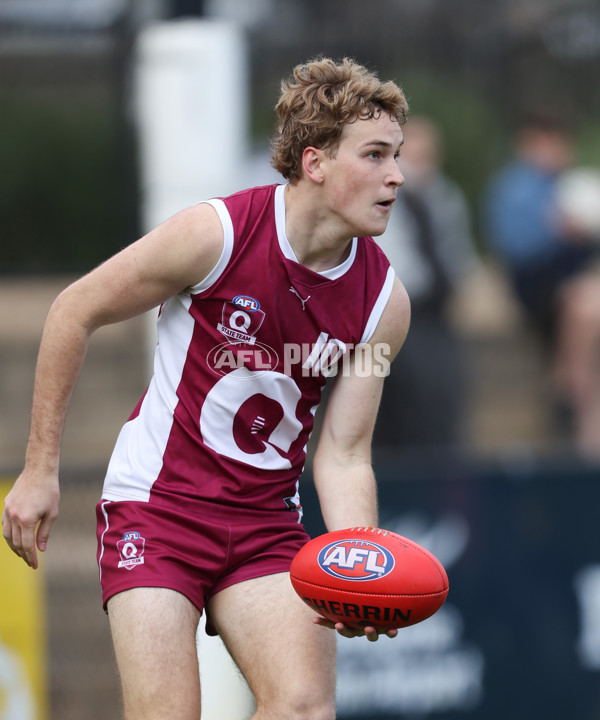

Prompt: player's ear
[{"left": 301, "top": 146, "right": 325, "bottom": 184}]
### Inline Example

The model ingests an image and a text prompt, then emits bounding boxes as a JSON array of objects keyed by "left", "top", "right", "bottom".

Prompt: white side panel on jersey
[
  {"left": 361, "top": 266, "right": 396, "bottom": 343},
  {"left": 189, "top": 199, "right": 235, "bottom": 294},
  {"left": 102, "top": 293, "right": 195, "bottom": 502}
]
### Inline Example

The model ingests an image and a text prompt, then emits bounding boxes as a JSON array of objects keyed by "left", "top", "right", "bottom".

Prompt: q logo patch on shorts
[{"left": 117, "top": 531, "right": 146, "bottom": 570}]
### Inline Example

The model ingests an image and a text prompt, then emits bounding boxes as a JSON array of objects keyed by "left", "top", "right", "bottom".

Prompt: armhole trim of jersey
[
  {"left": 188, "top": 198, "right": 234, "bottom": 293},
  {"left": 360, "top": 266, "right": 395, "bottom": 344}
]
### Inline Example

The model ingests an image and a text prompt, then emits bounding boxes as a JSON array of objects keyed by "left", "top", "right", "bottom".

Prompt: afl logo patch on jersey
[
  {"left": 233, "top": 295, "right": 260, "bottom": 312},
  {"left": 218, "top": 297, "right": 265, "bottom": 345},
  {"left": 318, "top": 539, "right": 395, "bottom": 581}
]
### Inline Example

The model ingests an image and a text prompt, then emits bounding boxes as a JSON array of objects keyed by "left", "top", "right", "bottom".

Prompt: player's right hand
[
  {"left": 312, "top": 616, "right": 399, "bottom": 642},
  {"left": 1, "top": 471, "right": 60, "bottom": 569}
]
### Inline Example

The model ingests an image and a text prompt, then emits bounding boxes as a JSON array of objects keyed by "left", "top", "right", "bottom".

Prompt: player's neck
[{"left": 284, "top": 183, "right": 353, "bottom": 272}]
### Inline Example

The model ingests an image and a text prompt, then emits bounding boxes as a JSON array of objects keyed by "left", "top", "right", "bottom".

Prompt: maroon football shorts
[{"left": 96, "top": 496, "right": 310, "bottom": 632}]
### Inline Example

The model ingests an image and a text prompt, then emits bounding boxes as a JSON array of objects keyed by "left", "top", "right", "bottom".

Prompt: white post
[
  {"left": 133, "top": 18, "right": 248, "bottom": 230},
  {"left": 196, "top": 616, "right": 256, "bottom": 718},
  {"left": 133, "top": 19, "right": 254, "bottom": 719}
]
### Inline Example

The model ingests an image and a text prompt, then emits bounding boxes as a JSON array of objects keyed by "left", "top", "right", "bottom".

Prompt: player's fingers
[
  {"left": 1, "top": 507, "right": 15, "bottom": 552},
  {"left": 314, "top": 617, "right": 356, "bottom": 637},
  {"left": 2, "top": 500, "right": 25, "bottom": 558},
  {"left": 315, "top": 618, "right": 359, "bottom": 640},
  {"left": 363, "top": 626, "right": 380, "bottom": 643},
  {"left": 5, "top": 508, "right": 38, "bottom": 568},
  {"left": 19, "top": 523, "right": 39, "bottom": 569},
  {"left": 313, "top": 617, "right": 394, "bottom": 641},
  {"left": 10, "top": 520, "right": 24, "bottom": 560},
  {"left": 36, "top": 513, "right": 56, "bottom": 553},
  {"left": 333, "top": 621, "right": 370, "bottom": 639},
  {"left": 313, "top": 616, "right": 335, "bottom": 628},
  {"left": 313, "top": 615, "right": 337, "bottom": 630}
]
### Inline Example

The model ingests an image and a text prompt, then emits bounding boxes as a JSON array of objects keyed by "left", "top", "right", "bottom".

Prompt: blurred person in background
[
  {"left": 484, "top": 113, "right": 600, "bottom": 459},
  {"left": 374, "top": 115, "right": 479, "bottom": 452}
]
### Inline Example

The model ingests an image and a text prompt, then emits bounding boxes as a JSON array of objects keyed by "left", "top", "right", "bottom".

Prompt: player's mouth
[{"left": 376, "top": 198, "right": 395, "bottom": 210}]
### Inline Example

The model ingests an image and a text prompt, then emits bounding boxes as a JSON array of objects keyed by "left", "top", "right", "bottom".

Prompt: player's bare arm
[
  {"left": 313, "top": 275, "right": 410, "bottom": 529},
  {"left": 311, "top": 276, "right": 410, "bottom": 641},
  {"left": 1, "top": 203, "right": 224, "bottom": 569}
]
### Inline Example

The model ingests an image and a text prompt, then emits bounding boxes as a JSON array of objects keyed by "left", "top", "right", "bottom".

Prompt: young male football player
[{"left": 3, "top": 57, "right": 410, "bottom": 719}]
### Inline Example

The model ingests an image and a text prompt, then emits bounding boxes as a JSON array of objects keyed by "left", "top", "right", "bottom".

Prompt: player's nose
[{"left": 388, "top": 160, "right": 405, "bottom": 187}]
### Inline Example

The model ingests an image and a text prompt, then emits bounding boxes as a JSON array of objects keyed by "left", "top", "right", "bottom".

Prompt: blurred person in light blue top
[
  {"left": 484, "top": 114, "right": 596, "bottom": 344},
  {"left": 485, "top": 113, "right": 600, "bottom": 459},
  {"left": 486, "top": 133, "right": 568, "bottom": 263}
]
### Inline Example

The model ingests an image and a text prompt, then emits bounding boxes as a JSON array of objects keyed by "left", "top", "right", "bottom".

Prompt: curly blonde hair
[{"left": 271, "top": 57, "right": 408, "bottom": 183}]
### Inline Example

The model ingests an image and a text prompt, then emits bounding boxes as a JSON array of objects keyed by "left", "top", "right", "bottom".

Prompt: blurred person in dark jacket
[{"left": 374, "top": 115, "right": 479, "bottom": 451}]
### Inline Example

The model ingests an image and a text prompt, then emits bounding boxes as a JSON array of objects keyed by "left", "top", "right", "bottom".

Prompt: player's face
[{"left": 322, "top": 112, "right": 405, "bottom": 238}]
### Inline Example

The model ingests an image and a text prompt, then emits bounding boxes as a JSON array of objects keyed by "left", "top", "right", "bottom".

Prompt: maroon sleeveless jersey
[{"left": 102, "top": 184, "right": 394, "bottom": 517}]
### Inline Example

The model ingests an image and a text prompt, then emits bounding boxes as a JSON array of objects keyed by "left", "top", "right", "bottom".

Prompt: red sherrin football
[{"left": 290, "top": 527, "right": 449, "bottom": 629}]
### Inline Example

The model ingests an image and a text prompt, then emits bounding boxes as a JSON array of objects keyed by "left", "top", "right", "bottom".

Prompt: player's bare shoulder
[
  {"left": 101, "top": 200, "right": 227, "bottom": 304},
  {"left": 147, "top": 201, "right": 225, "bottom": 290}
]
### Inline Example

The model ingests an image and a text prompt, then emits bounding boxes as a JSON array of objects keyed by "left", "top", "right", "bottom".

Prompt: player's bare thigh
[
  {"left": 208, "top": 572, "right": 337, "bottom": 720},
  {"left": 108, "top": 587, "right": 202, "bottom": 720}
]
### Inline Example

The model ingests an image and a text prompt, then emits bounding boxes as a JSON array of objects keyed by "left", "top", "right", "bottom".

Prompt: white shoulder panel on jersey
[
  {"left": 188, "top": 198, "right": 235, "bottom": 294},
  {"left": 360, "top": 266, "right": 396, "bottom": 343}
]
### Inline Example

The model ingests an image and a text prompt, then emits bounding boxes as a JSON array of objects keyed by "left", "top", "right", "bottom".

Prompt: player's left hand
[{"left": 313, "top": 616, "right": 398, "bottom": 642}]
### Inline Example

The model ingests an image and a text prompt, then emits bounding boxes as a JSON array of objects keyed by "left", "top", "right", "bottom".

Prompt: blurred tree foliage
[
  {"left": 0, "top": 92, "right": 131, "bottom": 274},
  {"left": 396, "top": 72, "right": 503, "bottom": 232}
]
